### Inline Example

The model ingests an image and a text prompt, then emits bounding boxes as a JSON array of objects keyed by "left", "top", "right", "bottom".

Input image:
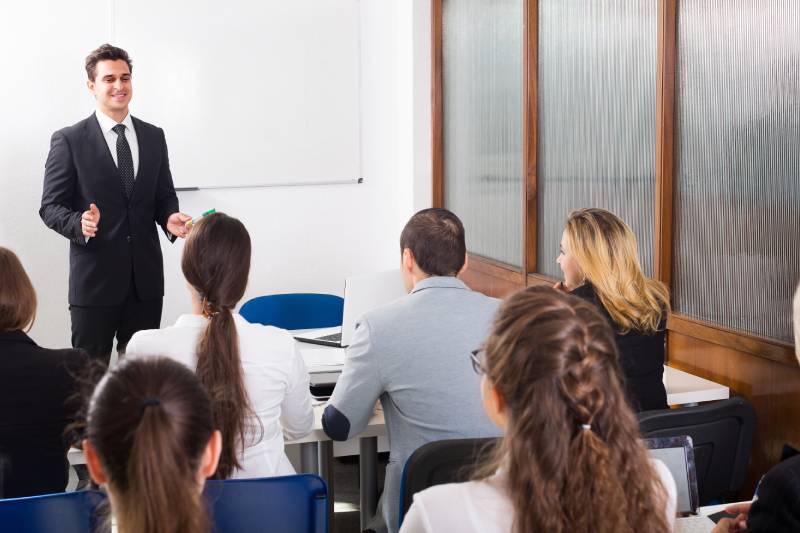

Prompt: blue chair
[
  {"left": 240, "top": 293, "right": 344, "bottom": 330},
  {"left": 204, "top": 474, "right": 327, "bottom": 533},
  {"left": 0, "top": 490, "right": 108, "bottom": 533}
]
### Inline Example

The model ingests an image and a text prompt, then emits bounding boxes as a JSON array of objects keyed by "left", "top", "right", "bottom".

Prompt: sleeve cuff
[{"left": 322, "top": 404, "right": 351, "bottom": 441}]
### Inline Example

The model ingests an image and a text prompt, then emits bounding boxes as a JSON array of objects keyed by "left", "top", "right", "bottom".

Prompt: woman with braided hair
[
  {"left": 400, "top": 286, "right": 676, "bottom": 533},
  {"left": 126, "top": 212, "right": 313, "bottom": 479}
]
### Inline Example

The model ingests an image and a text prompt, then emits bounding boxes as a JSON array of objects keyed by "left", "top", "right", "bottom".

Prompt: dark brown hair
[
  {"left": 478, "top": 286, "right": 670, "bottom": 533},
  {"left": 85, "top": 44, "right": 132, "bottom": 81},
  {"left": 0, "top": 247, "right": 37, "bottom": 332},
  {"left": 182, "top": 212, "right": 258, "bottom": 479},
  {"left": 399, "top": 208, "right": 466, "bottom": 276},
  {"left": 86, "top": 357, "right": 214, "bottom": 533}
]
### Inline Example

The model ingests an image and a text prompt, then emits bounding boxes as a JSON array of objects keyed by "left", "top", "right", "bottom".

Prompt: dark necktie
[{"left": 112, "top": 124, "right": 135, "bottom": 199}]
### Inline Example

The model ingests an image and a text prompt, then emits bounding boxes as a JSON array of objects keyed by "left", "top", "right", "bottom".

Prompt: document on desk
[{"left": 301, "top": 347, "right": 345, "bottom": 367}]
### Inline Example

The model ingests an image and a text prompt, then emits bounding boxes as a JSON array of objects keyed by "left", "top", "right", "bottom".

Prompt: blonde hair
[{"left": 564, "top": 208, "right": 670, "bottom": 334}]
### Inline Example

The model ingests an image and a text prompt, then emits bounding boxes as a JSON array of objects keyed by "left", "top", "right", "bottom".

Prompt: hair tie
[
  {"left": 581, "top": 423, "right": 591, "bottom": 431},
  {"left": 139, "top": 397, "right": 161, "bottom": 417},
  {"left": 201, "top": 296, "right": 220, "bottom": 319}
]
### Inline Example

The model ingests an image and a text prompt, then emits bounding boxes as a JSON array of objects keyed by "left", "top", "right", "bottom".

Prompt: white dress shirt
[
  {"left": 126, "top": 313, "right": 314, "bottom": 478},
  {"left": 400, "top": 459, "right": 677, "bottom": 533},
  {"left": 94, "top": 109, "right": 139, "bottom": 178}
]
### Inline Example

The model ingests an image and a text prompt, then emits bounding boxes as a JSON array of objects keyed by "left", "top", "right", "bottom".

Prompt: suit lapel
[
  {"left": 85, "top": 114, "right": 130, "bottom": 203},
  {"left": 129, "top": 116, "right": 152, "bottom": 203}
]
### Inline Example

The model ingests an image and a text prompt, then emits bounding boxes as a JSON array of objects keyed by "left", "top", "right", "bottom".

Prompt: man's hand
[
  {"left": 711, "top": 502, "right": 752, "bottom": 533},
  {"left": 167, "top": 212, "right": 193, "bottom": 238},
  {"left": 81, "top": 203, "right": 100, "bottom": 237}
]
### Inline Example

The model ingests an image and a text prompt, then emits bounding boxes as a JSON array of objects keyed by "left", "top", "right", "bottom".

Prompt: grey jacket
[{"left": 323, "top": 276, "right": 502, "bottom": 532}]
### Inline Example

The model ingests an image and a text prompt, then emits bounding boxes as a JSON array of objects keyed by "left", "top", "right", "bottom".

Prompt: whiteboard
[{"left": 114, "top": 0, "right": 361, "bottom": 189}]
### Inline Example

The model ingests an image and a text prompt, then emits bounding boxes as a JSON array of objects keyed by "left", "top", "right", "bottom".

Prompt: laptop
[
  {"left": 644, "top": 436, "right": 716, "bottom": 532},
  {"left": 294, "top": 269, "right": 406, "bottom": 348}
]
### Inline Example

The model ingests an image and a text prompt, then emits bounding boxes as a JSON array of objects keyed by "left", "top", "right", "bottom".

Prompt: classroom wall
[{"left": 0, "top": 0, "right": 433, "bottom": 349}]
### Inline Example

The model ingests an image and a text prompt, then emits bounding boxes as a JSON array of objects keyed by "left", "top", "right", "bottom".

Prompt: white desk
[{"left": 664, "top": 365, "right": 729, "bottom": 406}]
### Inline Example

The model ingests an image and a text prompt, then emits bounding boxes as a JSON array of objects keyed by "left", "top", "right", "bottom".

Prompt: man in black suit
[{"left": 40, "top": 44, "right": 191, "bottom": 365}]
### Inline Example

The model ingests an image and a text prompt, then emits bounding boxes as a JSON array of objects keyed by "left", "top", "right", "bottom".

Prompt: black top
[
  {"left": 747, "top": 455, "right": 800, "bottom": 532},
  {"left": 0, "top": 330, "right": 88, "bottom": 498},
  {"left": 570, "top": 284, "right": 668, "bottom": 412},
  {"left": 39, "top": 114, "right": 179, "bottom": 306}
]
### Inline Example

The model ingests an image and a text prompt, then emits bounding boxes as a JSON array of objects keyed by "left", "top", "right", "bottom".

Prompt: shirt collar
[
  {"left": 95, "top": 108, "right": 134, "bottom": 135},
  {"left": 410, "top": 276, "right": 469, "bottom": 294}
]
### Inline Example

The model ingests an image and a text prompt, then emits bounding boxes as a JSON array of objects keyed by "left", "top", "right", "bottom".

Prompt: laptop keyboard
[{"left": 316, "top": 332, "right": 342, "bottom": 342}]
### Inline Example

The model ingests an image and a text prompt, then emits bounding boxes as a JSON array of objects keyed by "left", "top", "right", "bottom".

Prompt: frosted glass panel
[
  {"left": 537, "top": 0, "right": 657, "bottom": 277},
  {"left": 442, "top": 0, "right": 523, "bottom": 267},
  {"left": 673, "top": 0, "right": 800, "bottom": 342}
]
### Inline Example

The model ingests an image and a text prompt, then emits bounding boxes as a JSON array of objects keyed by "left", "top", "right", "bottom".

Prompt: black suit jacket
[
  {"left": 0, "top": 330, "right": 88, "bottom": 498},
  {"left": 747, "top": 455, "right": 800, "bottom": 532},
  {"left": 571, "top": 283, "right": 668, "bottom": 412},
  {"left": 40, "top": 114, "right": 179, "bottom": 306}
]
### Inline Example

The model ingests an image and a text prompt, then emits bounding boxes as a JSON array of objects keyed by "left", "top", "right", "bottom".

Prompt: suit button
[{"left": 126, "top": 236, "right": 132, "bottom": 243}]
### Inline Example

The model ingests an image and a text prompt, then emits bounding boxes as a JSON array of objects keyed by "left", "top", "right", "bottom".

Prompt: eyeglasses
[{"left": 469, "top": 348, "right": 486, "bottom": 375}]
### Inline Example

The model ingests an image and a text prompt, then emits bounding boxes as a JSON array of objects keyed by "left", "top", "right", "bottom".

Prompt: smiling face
[
  {"left": 87, "top": 59, "right": 132, "bottom": 120},
  {"left": 556, "top": 230, "right": 584, "bottom": 290}
]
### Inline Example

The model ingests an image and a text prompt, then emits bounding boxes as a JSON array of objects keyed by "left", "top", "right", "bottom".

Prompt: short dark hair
[
  {"left": 85, "top": 44, "right": 132, "bottom": 81},
  {"left": 399, "top": 208, "right": 466, "bottom": 276},
  {"left": 0, "top": 247, "right": 37, "bottom": 332}
]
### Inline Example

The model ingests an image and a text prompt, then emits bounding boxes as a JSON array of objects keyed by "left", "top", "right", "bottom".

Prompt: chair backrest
[
  {"left": 204, "top": 474, "right": 327, "bottom": 533},
  {"left": 0, "top": 490, "right": 108, "bottom": 533},
  {"left": 239, "top": 293, "right": 344, "bottom": 330},
  {"left": 399, "top": 437, "right": 499, "bottom": 528},
  {"left": 638, "top": 396, "right": 756, "bottom": 504}
]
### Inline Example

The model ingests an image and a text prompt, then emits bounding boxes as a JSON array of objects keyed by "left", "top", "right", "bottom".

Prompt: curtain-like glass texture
[
  {"left": 673, "top": 0, "right": 800, "bottom": 342},
  {"left": 537, "top": 0, "right": 657, "bottom": 278},
  {"left": 443, "top": 0, "right": 523, "bottom": 267}
]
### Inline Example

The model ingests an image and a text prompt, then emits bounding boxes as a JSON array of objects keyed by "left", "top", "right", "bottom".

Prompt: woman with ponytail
[
  {"left": 555, "top": 208, "right": 671, "bottom": 411},
  {"left": 83, "top": 357, "right": 221, "bottom": 533},
  {"left": 400, "top": 286, "right": 676, "bottom": 533},
  {"left": 126, "top": 212, "right": 313, "bottom": 478}
]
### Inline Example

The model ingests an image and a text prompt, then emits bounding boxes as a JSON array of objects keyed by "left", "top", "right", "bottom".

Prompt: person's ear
[
  {"left": 481, "top": 377, "right": 509, "bottom": 431},
  {"left": 200, "top": 430, "right": 222, "bottom": 479},
  {"left": 83, "top": 439, "right": 108, "bottom": 485},
  {"left": 86, "top": 79, "right": 96, "bottom": 95},
  {"left": 458, "top": 254, "right": 469, "bottom": 277},
  {"left": 402, "top": 248, "right": 415, "bottom": 274}
]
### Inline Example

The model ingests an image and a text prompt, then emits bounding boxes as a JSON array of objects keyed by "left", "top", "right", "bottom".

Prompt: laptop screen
[{"left": 644, "top": 436, "right": 699, "bottom": 515}]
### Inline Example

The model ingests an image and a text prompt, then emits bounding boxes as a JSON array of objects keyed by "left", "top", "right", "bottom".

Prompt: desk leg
[
  {"left": 318, "top": 441, "right": 334, "bottom": 527},
  {"left": 359, "top": 436, "right": 378, "bottom": 531},
  {"left": 300, "top": 442, "right": 319, "bottom": 473}
]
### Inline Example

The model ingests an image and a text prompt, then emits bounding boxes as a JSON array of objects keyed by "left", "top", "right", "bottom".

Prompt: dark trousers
[{"left": 70, "top": 278, "right": 162, "bottom": 366}]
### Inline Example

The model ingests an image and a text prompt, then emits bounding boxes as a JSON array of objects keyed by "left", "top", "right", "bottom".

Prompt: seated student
[
  {"left": 0, "top": 247, "right": 88, "bottom": 498},
  {"left": 83, "top": 357, "right": 221, "bottom": 532},
  {"left": 712, "top": 284, "right": 800, "bottom": 533},
  {"left": 126, "top": 212, "right": 313, "bottom": 479},
  {"left": 322, "top": 208, "right": 503, "bottom": 533},
  {"left": 555, "top": 208, "right": 670, "bottom": 411},
  {"left": 401, "top": 286, "right": 677, "bottom": 533}
]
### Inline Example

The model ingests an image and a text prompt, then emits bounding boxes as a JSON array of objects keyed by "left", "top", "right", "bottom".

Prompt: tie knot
[{"left": 113, "top": 124, "right": 126, "bottom": 136}]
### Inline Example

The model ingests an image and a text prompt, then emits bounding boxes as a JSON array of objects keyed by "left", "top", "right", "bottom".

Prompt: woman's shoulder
[{"left": 410, "top": 476, "right": 513, "bottom": 530}]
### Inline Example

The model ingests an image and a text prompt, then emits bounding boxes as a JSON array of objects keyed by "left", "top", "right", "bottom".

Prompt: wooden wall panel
[
  {"left": 668, "top": 332, "right": 800, "bottom": 493},
  {"left": 461, "top": 255, "right": 525, "bottom": 299}
]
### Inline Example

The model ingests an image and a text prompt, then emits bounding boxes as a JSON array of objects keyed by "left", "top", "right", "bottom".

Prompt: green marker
[{"left": 187, "top": 208, "right": 216, "bottom": 228}]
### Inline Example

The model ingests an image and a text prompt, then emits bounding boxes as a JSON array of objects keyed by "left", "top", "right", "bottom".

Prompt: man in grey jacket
[{"left": 322, "top": 208, "right": 502, "bottom": 533}]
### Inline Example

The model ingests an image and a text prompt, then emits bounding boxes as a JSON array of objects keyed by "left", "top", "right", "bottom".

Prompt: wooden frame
[
  {"left": 431, "top": 0, "right": 444, "bottom": 207},
  {"left": 523, "top": 0, "right": 539, "bottom": 274}
]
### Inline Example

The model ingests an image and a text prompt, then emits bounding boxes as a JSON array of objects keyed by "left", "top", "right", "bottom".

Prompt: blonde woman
[{"left": 555, "top": 208, "right": 670, "bottom": 411}]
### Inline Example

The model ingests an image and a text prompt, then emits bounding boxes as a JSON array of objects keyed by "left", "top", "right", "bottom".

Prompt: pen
[{"left": 186, "top": 208, "right": 215, "bottom": 228}]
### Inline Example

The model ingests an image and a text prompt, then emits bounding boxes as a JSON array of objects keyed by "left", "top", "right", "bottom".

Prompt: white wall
[{"left": 0, "top": 0, "right": 432, "bottom": 349}]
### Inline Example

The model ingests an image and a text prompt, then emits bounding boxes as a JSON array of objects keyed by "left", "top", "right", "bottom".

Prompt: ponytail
[
  {"left": 196, "top": 304, "right": 258, "bottom": 479},
  {"left": 85, "top": 357, "right": 215, "bottom": 533},
  {"left": 120, "top": 403, "right": 207, "bottom": 533},
  {"left": 182, "top": 212, "right": 259, "bottom": 480}
]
